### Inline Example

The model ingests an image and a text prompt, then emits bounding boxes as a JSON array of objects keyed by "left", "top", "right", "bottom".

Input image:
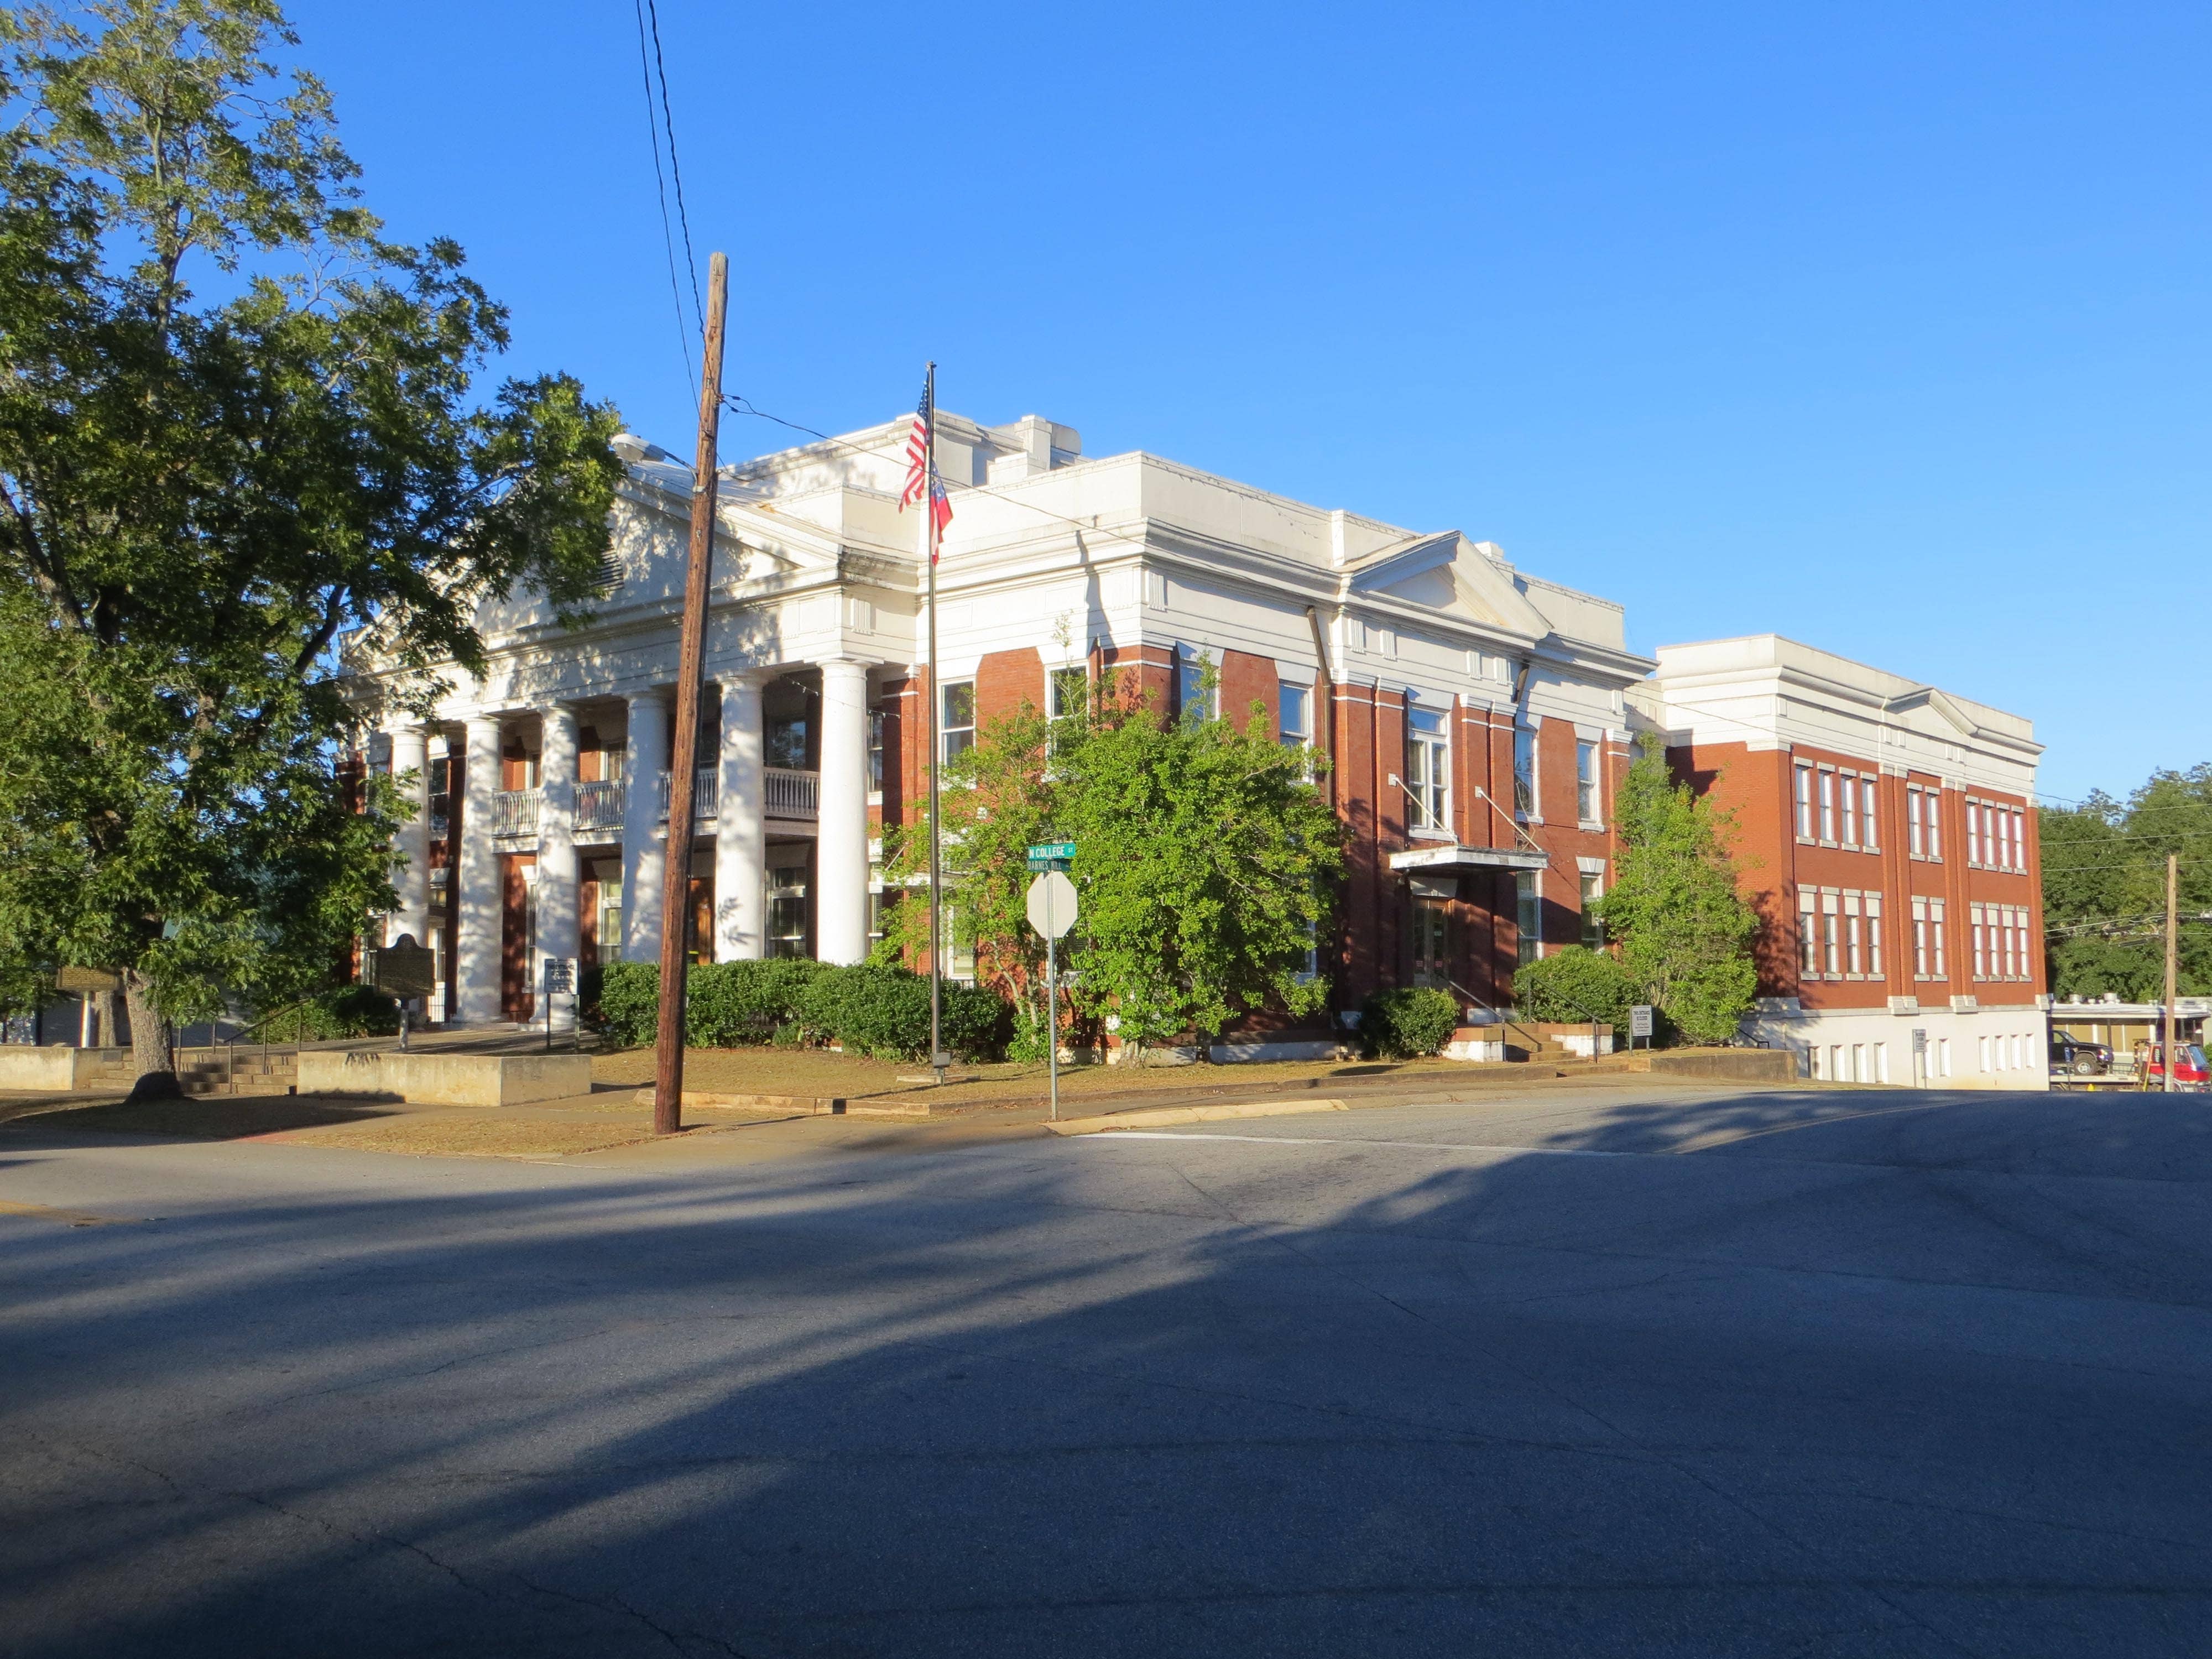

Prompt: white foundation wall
[{"left": 1744, "top": 1004, "right": 2051, "bottom": 1090}]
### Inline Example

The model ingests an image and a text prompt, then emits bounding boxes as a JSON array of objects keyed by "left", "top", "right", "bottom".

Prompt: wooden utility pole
[
  {"left": 653, "top": 251, "right": 729, "bottom": 1136},
  {"left": 2163, "top": 852, "right": 2180, "bottom": 1095}
]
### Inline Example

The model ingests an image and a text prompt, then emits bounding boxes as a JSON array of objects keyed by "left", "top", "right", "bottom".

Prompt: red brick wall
[
  {"left": 1218, "top": 648, "right": 1277, "bottom": 735},
  {"left": 975, "top": 646, "right": 1045, "bottom": 727}
]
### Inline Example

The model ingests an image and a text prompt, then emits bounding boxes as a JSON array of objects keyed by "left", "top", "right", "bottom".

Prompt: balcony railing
[
  {"left": 491, "top": 789, "right": 541, "bottom": 837},
  {"left": 765, "top": 767, "right": 817, "bottom": 820},
  {"left": 575, "top": 779, "right": 624, "bottom": 834},
  {"left": 656, "top": 766, "right": 720, "bottom": 824}
]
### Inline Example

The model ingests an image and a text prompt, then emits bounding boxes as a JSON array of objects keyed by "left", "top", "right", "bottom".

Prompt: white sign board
[
  {"left": 1026, "top": 870, "right": 1078, "bottom": 940},
  {"left": 1629, "top": 1004, "right": 1654, "bottom": 1039}
]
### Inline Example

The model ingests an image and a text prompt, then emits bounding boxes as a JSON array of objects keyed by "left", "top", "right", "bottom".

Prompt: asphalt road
[{"left": 4, "top": 1081, "right": 2211, "bottom": 1657}]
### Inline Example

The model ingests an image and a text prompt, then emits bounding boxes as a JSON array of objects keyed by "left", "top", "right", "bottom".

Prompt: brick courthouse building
[{"left": 352, "top": 406, "right": 2043, "bottom": 1076}]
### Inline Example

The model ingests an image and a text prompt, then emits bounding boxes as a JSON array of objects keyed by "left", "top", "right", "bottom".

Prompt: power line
[
  {"left": 632, "top": 0, "right": 693, "bottom": 397},
  {"left": 641, "top": 0, "right": 703, "bottom": 330}
]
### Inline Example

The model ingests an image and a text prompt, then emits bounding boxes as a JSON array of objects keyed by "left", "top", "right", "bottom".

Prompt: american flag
[{"left": 897, "top": 377, "right": 953, "bottom": 544}]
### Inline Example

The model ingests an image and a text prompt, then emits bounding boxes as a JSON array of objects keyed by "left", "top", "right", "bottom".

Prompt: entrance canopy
[{"left": 1387, "top": 844, "right": 1549, "bottom": 875}]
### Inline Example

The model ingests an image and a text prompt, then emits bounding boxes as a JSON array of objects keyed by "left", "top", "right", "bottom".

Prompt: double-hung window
[
  {"left": 1516, "top": 871, "right": 1541, "bottom": 963},
  {"left": 1405, "top": 706, "right": 1451, "bottom": 833},
  {"left": 1966, "top": 801, "right": 1983, "bottom": 867},
  {"left": 939, "top": 681, "right": 975, "bottom": 764},
  {"left": 1844, "top": 892, "right": 1864, "bottom": 975},
  {"left": 1862, "top": 779, "right": 1880, "bottom": 852},
  {"left": 1795, "top": 764, "right": 1816, "bottom": 839},
  {"left": 1841, "top": 776, "right": 1859, "bottom": 848},
  {"left": 1047, "top": 665, "right": 1088, "bottom": 723},
  {"left": 1576, "top": 740, "right": 1600, "bottom": 822},
  {"left": 1866, "top": 893, "right": 1884, "bottom": 977},
  {"left": 1278, "top": 683, "right": 1311, "bottom": 752},
  {"left": 1926, "top": 794, "right": 1943, "bottom": 860},
  {"left": 1818, "top": 770, "right": 1837, "bottom": 843},
  {"left": 1822, "top": 890, "right": 1841, "bottom": 977},
  {"left": 1580, "top": 871, "right": 1604, "bottom": 948},
  {"left": 1799, "top": 889, "right": 1820, "bottom": 976},
  {"left": 1971, "top": 904, "right": 1987, "bottom": 979},
  {"left": 1513, "top": 727, "right": 1538, "bottom": 819},
  {"left": 1908, "top": 789, "right": 1925, "bottom": 857},
  {"left": 1174, "top": 648, "right": 1214, "bottom": 723},
  {"left": 867, "top": 708, "right": 886, "bottom": 795}
]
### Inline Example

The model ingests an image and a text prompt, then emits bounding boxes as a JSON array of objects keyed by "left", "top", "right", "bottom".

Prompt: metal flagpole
[{"left": 924, "top": 363, "right": 946, "bottom": 1084}]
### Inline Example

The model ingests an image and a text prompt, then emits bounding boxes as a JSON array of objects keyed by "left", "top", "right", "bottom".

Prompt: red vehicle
[{"left": 2135, "top": 1041, "right": 2211, "bottom": 1091}]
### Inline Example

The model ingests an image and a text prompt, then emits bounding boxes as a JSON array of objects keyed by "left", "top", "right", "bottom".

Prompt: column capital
[{"left": 718, "top": 664, "right": 781, "bottom": 688}]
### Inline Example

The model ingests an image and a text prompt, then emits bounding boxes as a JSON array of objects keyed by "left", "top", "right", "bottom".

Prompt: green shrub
[
  {"left": 1360, "top": 987, "right": 1459, "bottom": 1058},
  {"left": 594, "top": 960, "right": 661, "bottom": 1046},
  {"left": 257, "top": 983, "right": 400, "bottom": 1041},
  {"left": 687, "top": 958, "right": 831, "bottom": 1047},
  {"left": 797, "top": 964, "right": 932, "bottom": 1059},
  {"left": 941, "top": 981, "right": 1011, "bottom": 1062},
  {"left": 587, "top": 956, "right": 1007, "bottom": 1062},
  {"left": 1512, "top": 946, "right": 1637, "bottom": 1036}
]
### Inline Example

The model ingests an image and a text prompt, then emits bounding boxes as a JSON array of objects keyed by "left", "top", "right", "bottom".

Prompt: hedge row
[
  {"left": 1358, "top": 986, "right": 1460, "bottom": 1058},
  {"left": 593, "top": 959, "right": 1008, "bottom": 1062}
]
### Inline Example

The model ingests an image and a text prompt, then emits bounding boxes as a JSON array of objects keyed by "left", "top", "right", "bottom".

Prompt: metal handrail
[
  {"left": 1447, "top": 978, "right": 1555, "bottom": 1057},
  {"left": 216, "top": 999, "right": 314, "bottom": 1092}
]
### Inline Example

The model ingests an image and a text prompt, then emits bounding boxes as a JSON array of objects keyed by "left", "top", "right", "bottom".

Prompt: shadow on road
[{"left": 4, "top": 1086, "right": 2211, "bottom": 1657}]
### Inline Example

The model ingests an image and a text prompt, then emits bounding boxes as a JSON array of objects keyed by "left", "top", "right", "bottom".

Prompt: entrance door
[
  {"left": 1412, "top": 897, "right": 1451, "bottom": 988},
  {"left": 500, "top": 853, "right": 538, "bottom": 1020}
]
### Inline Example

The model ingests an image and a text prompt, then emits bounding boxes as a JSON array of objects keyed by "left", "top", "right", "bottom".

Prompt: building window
[
  {"left": 1931, "top": 898, "right": 1946, "bottom": 977},
  {"left": 1927, "top": 794, "right": 1942, "bottom": 861},
  {"left": 1866, "top": 893, "right": 1884, "bottom": 978},
  {"left": 1174, "top": 648, "right": 1214, "bottom": 723},
  {"left": 1580, "top": 871, "right": 1604, "bottom": 948},
  {"left": 1912, "top": 896, "right": 1928, "bottom": 978},
  {"left": 867, "top": 708, "right": 886, "bottom": 794},
  {"left": 2012, "top": 809, "right": 2026, "bottom": 871},
  {"left": 1822, "top": 890, "right": 1841, "bottom": 977},
  {"left": 1516, "top": 870, "right": 1541, "bottom": 964},
  {"left": 1966, "top": 801, "right": 1982, "bottom": 867},
  {"left": 940, "top": 680, "right": 975, "bottom": 764},
  {"left": 1844, "top": 892, "right": 1864, "bottom": 977},
  {"left": 1818, "top": 770, "right": 1837, "bottom": 843},
  {"left": 941, "top": 900, "right": 977, "bottom": 980},
  {"left": 868, "top": 886, "right": 890, "bottom": 952},
  {"left": 1575, "top": 741, "right": 1600, "bottom": 822},
  {"left": 1405, "top": 706, "right": 1450, "bottom": 833},
  {"left": 1971, "top": 904, "right": 1987, "bottom": 980},
  {"left": 1796, "top": 764, "right": 1815, "bottom": 840},
  {"left": 1411, "top": 898, "right": 1450, "bottom": 987},
  {"left": 1048, "top": 665, "right": 1088, "bottom": 723},
  {"left": 1863, "top": 779, "right": 1880, "bottom": 852},
  {"left": 1514, "top": 727, "right": 1537, "bottom": 819},
  {"left": 1841, "top": 775, "right": 1859, "bottom": 848},
  {"left": 1908, "top": 788, "right": 1924, "bottom": 858},
  {"left": 1279, "top": 684, "right": 1311, "bottom": 752},
  {"left": 1799, "top": 888, "right": 1820, "bottom": 977},
  {"left": 768, "top": 864, "right": 810, "bottom": 958}
]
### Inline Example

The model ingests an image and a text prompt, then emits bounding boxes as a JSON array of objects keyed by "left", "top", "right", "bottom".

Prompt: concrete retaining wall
[
  {"left": 295, "top": 1051, "right": 593, "bottom": 1106},
  {"left": 1640, "top": 1049, "right": 1799, "bottom": 1084},
  {"left": 0, "top": 1047, "right": 133, "bottom": 1091}
]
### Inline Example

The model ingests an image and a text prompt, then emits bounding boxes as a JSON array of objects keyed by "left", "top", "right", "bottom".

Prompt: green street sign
[{"left": 1026, "top": 841, "right": 1077, "bottom": 862}]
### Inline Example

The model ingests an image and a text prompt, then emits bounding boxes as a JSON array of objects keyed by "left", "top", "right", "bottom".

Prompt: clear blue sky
[{"left": 294, "top": 1, "right": 2208, "bottom": 805}]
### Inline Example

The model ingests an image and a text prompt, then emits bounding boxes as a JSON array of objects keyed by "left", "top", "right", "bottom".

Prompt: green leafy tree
[
  {"left": 2041, "top": 765, "right": 2212, "bottom": 999},
  {"left": 880, "top": 674, "right": 1344, "bottom": 1056},
  {"left": 0, "top": 1, "right": 621, "bottom": 1091},
  {"left": 1513, "top": 944, "right": 1637, "bottom": 1035},
  {"left": 1593, "top": 735, "right": 1760, "bottom": 1045}
]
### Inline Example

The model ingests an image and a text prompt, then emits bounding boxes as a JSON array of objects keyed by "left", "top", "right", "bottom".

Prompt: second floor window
[
  {"left": 1516, "top": 870, "right": 1541, "bottom": 964},
  {"left": 1405, "top": 706, "right": 1449, "bottom": 832},
  {"left": 1048, "top": 666, "right": 1088, "bottom": 722},
  {"left": 1796, "top": 764, "right": 1815, "bottom": 839},
  {"left": 1576, "top": 741, "right": 1599, "bottom": 822},
  {"left": 940, "top": 681, "right": 974, "bottom": 764},
  {"left": 1279, "top": 684, "right": 1311, "bottom": 750},
  {"left": 1513, "top": 727, "right": 1537, "bottom": 819},
  {"left": 1818, "top": 770, "right": 1837, "bottom": 842},
  {"left": 867, "top": 709, "right": 886, "bottom": 794},
  {"left": 1175, "top": 649, "right": 1214, "bottom": 723}
]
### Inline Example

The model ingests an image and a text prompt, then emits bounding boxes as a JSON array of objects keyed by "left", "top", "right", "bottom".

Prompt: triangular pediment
[{"left": 1348, "top": 532, "right": 1550, "bottom": 639}]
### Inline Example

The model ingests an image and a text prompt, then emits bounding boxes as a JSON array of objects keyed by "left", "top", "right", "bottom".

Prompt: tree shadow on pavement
[{"left": 3, "top": 1085, "right": 2211, "bottom": 1659}]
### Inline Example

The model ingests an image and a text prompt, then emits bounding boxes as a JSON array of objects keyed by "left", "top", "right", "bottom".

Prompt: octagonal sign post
[{"left": 1025, "top": 868, "right": 1079, "bottom": 1120}]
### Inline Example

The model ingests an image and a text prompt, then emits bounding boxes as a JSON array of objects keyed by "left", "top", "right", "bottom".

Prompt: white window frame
[
  {"left": 1514, "top": 725, "right": 1539, "bottom": 821},
  {"left": 1841, "top": 774, "right": 1859, "bottom": 849},
  {"left": 1862, "top": 779, "right": 1880, "bottom": 853},
  {"left": 1866, "top": 892, "right": 1884, "bottom": 978},
  {"left": 1405, "top": 704, "right": 1452, "bottom": 835},
  {"left": 1516, "top": 870, "right": 1542, "bottom": 963},
  {"left": 1796, "top": 764, "right": 1816, "bottom": 841},
  {"left": 939, "top": 679, "right": 975, "bottom": 765},
  {"left": 1799, "top": 888, "right": 1820, "bottom": 977},
  {"left": 1174, "top": 646, "right": 1215, "bottom": 724},
  {"left": 1575, "top": 740, "right": 1600, "bottom": 824},
  {"left": 1818, "top": 769, "right": 1838, "bottom": 843},
  {"left": 1908, "top": 787, "right": 1925, "bottom": 858}
]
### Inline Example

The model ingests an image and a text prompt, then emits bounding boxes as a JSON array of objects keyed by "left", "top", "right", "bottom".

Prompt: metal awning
[{"left": 1388, "top": 843, "right": 1548, "bottom": 875}]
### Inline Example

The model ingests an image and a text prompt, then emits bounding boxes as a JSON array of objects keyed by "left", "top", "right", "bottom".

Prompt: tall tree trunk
[{"left": 121, "top": 967, "right": 180, "bottom": 1100}]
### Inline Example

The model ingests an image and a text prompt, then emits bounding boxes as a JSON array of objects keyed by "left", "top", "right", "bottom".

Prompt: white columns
[
  {"left": 455, "top": 715, "right": 504, "bottom": 1024},
  {"left": 387, "top": 725, "right": 432, "bottom": 947},
  {"left": 538, "top": 705, "right": 580, "bottom": 1030},
  {"left": 715, "top": 672, "right": 769, "bottom": 962},
  {"left": 621, "top": 691, "right": 669, "bottom": 963},
  {"left": 817, "top": 660, "right": 872, "bottom": 966}
]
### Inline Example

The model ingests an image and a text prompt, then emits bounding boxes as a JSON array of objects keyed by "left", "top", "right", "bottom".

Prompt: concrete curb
[
  {"left": 628, "top": 1089, "right": 935, "bottom": 1119},
  {"left": 1044, "top": 1098, "right": 1350, "bottom": 1136}
]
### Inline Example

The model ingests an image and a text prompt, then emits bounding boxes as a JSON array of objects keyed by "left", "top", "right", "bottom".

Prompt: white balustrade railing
[
  {"left": 765, "top": 767, "right": 818, "bottom": 820},
  {"left": 491, "top": 789, "right": 541, "bottom": 837},
  {"left": 656, "top": 766, "right": 721, "bottom": 823},
  {"left": 575, "top": 779, "right": 624, "bottom": 834}
]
